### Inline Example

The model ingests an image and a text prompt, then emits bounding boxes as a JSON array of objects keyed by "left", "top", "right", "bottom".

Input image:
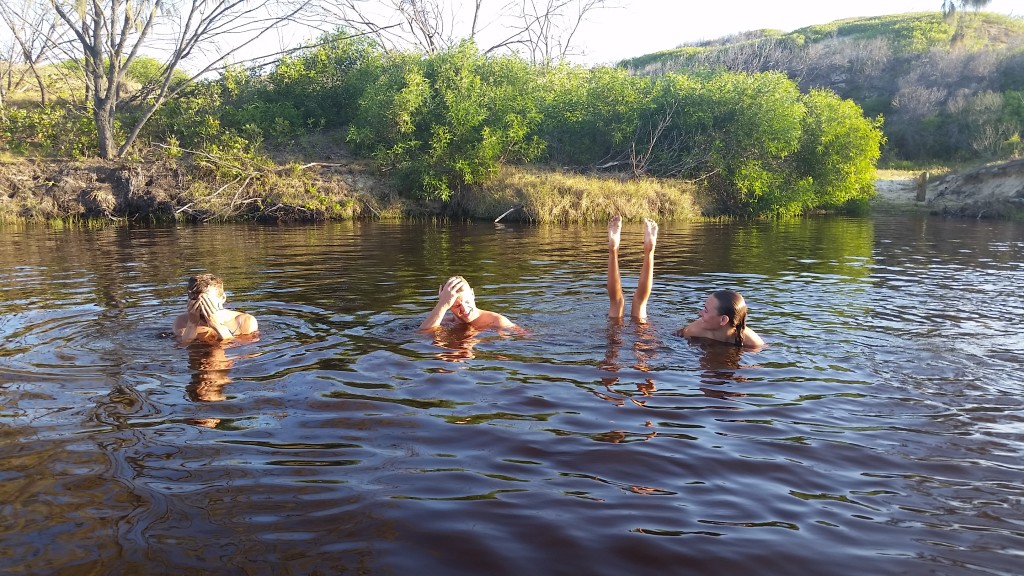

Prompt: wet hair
[
  {"left": 711, "top": 290, "right": 748, "bottom": 347},
  {"left": 187, "top": 273, "right": 225, "bottom": 302}
]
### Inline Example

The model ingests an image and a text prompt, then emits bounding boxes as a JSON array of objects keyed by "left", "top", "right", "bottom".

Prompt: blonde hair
[
  {"left": 443, "top": 275, "right": 476, "bottom": 309},
  {"left": 187, "top": 274, "right": 225, "bottom": 302}
]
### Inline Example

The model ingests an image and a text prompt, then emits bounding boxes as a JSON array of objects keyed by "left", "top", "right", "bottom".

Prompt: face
[
  {"left": 450, "top": 296, "right": 476, "bottom": 322},
  {"left": 697, "top": 295, "right": 725, "bottom": 327}
]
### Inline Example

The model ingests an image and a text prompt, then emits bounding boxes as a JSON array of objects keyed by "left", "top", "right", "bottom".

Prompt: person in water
[
  {"left": 173, "top": 274, "right": 258, "bottom": 343},
  {"left": 680, "top": 289, "right": 764, "bottom": 348},
  {"left": 606, "top": 215, "right": 658, "bottom": 321},
  {"left": 420, "top": 275, "right": 516, "bottom": 331}
]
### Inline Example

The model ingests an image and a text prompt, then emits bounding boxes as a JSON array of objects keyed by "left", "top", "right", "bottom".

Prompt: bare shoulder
[
  {"left": 742, "top": 328, "right": 764, "bottom": 349},
  {"left": 173, "top": 312, "right": 189, "bottom": 332},
  {"left": 234, "top": 311, "right": 259, "bottom": 335},
  {"left": 475, "top": 309, "right": 516, "bottom": 331},
  {"left": 495, "top": 314, "right": 517, "bottom": 330},
  {"left": 680, "top": 320, "right": 707, "bottom": 339}
]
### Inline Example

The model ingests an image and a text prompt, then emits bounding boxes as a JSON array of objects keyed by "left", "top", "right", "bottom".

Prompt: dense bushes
[
  {"left": 15, "top": 29, "right": 882, "bottom": 218},
  {"left": 347, "top": 43, "right": 545, "bottom": 200},
  {"left": 0, "top": 104, "right": 96, "bottom": 158},
  {"left": 621, "top": 12, "right": 1024, "bottom": 166}
]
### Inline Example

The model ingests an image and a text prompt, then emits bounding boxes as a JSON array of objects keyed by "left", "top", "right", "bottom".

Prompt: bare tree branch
[
  {"left": 315, "top": 0, "right": 607, "bottom": 60},
  {"left": 42, "top": 0, "right": 317, "bottom": 159}
]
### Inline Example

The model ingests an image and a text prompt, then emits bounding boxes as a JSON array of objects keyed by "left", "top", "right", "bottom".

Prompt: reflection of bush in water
[{"left": 696, "top": 218, "right": 874, "bottom": 279}]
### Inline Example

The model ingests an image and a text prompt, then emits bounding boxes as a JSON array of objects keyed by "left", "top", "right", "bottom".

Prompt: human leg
[
  {"left": 630, "top": 218, "right": 658, "bottom": 320},
  {"left": 607, "top": 215, "right": 624, "bottom": 319}
]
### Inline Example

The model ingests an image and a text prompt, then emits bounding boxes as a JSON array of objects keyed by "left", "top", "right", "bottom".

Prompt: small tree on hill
[{"left": 942, "top": 0, "right": 992, "bottom": 16}]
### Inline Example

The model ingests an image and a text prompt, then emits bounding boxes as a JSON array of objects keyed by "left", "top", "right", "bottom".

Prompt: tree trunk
[
  {"left": 31, "top": 65, "right": 46, "bottom": 106},
  {"left": 94, "top": 99, "right": 116, "bottom": 160}
]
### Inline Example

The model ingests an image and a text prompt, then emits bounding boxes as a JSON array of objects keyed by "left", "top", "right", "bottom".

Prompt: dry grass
[
  {"left": 875, "top": 167, "right": 951, "bottom": 180},
  {"left": 457, "top": 166, "right": 702, "bottom": 223}
]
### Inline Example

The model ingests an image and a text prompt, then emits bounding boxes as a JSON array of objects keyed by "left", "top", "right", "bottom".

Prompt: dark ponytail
[{"left": 711, "top": 290, "right": 748, "bottom": 347}]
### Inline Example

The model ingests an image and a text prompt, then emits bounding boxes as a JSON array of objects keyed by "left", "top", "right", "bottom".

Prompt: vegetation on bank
[
  {"left": 621, "top": 11, "right": 1024, "bottom": 170},
  {"left": 3, "top": 21, "right": 887, "bottom": 221}
]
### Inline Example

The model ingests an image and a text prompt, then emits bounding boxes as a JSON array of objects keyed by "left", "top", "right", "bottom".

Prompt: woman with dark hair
[
  {"left": 173, "top": 273, "right": 258, "bottom": 343},
  {"left": 680, "top": 290, "right": 763, "bottom": 348}
]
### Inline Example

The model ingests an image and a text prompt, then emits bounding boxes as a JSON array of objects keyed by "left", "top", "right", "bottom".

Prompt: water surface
[{"left": 1, "top": 216, "right": 1022, "bottom": 575}]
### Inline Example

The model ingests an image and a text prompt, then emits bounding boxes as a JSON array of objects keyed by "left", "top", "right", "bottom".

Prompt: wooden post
[{"left": 915, "top": 171, "right": 928, "bottom": 202}]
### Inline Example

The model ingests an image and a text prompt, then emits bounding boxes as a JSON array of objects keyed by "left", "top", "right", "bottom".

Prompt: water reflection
[
  {"left": 596, "top": 320, "right": 660, "bottom": 407},
  {"left": 429, "top": 324, "right": 482, "bottom": 362},
  {"left": 185, "top": 344, "right": 236, "bottom": 403},
  {"left": 1, "top": 216, "right": 1023, "bottom": 575}
]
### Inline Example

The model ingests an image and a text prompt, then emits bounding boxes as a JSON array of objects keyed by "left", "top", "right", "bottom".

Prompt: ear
[{"left": 718, "top": 315, "right": 729, "bottom": 327}]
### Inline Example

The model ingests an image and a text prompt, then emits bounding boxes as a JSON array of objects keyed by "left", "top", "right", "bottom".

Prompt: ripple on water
[{"left": 1, "top": 218, "right": 1023, "bottom": 574}]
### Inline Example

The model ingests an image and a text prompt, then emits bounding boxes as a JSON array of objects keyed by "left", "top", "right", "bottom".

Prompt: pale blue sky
[
  {"left": 573, "top": 0, "right": 1022, "bottom": 64},
  {"left": 172, "top": 0, "right": 1022, "bottom": 72}
]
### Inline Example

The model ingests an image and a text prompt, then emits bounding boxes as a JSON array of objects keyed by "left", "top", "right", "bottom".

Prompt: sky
[
  {"left": 570, "top": 0, "right": 1023, "bottom": 65},
  {"left": 121, "top": 0, "right": 1023, "bottom": 74}
]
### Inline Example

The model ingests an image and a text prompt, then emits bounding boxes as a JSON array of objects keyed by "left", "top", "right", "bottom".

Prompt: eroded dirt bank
[
  {"left": 2, "top": 157, "right": 1023, "bottom": 222},
  {"left": 873, "top": 160, "right": 1024, "bottom": 218},
  {"left": 0, "top": 158, "right": 396, "bottom": 222}
]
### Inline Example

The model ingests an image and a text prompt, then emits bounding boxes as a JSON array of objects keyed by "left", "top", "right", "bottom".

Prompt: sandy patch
[
  {"left": 874, "top": 162, "right": 1024, "bottom": 216},
  {"left": 874, "top": 177, "right": 921, "bottom": 204}
]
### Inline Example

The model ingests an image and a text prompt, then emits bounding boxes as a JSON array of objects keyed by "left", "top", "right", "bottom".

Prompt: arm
[
  {"left": 174, "top": 312, "right": 200, "bottom": 344},
  {"left": 420, "top": 277, "right": 466, "bottom": 330},
  {"left": 420, "top": 301, "right": 451, "bottom": 330}
]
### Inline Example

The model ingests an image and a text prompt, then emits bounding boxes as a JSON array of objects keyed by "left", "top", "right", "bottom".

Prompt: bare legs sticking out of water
[{"left": 607, "top": 216, "right": 658, "bottom": 321}]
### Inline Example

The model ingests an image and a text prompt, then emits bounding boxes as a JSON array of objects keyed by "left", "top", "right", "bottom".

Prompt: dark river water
[{"left": 1, "top": 216, "right": 1022, "bottom": 575}]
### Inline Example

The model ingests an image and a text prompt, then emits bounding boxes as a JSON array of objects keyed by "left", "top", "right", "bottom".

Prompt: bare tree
[
  {"left": 509, "top": 0, "right": 607, "bottom": 64},
  {"left": 0, "top": 0, "right": 65, "bottom": 106},
  {"left": 45, "top": 0, "right": 315, "bottom": 159},
  {"left": 314, "top": 0, "right": 607, "bottom": 61}
]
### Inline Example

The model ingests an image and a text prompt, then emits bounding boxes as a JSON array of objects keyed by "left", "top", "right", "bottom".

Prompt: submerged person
[
  {"left": 606, "top": 215, "right": 658, "bottom": 321},
  {"left": 604, "top": 216, "right": 762, "bottom": 348},
  {"left": 420, "top": 275, "right": 516, "bottom": 331},
  {"left": 173, "top": 273, "right": 259, "bottom": 344},
  {"left": 680, "top": 289, "right": 764, "bottom": 348}
]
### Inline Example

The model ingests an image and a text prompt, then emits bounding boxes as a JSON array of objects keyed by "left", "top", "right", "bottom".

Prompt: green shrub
[
  {"left": 348, "top": 43, "right": 544, "bottom": 201},
  {"left": 0, "top": 104, "right": 97, "bottom": 157}
]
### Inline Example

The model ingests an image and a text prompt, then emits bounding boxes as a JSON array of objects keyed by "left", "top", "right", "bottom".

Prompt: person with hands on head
[
  {"left": 680, "top": 289, "right": 763, "bottom": 349},
  {"left": 173, "top": 273, "right": 258, "bottom": 344},
  {"left": 420, "top": 275, "right": 516, "bottom": 331}
]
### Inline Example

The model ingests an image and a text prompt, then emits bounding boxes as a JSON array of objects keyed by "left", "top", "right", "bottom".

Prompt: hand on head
[
  {"left": 188, "top": 290, "right": 223, "bottom": 324},
  {"left": 198, "top": 292, "right": 223, "bottom": 323},
  {"left": 439, "top": 276, "right": 470, "bottom": 308}
]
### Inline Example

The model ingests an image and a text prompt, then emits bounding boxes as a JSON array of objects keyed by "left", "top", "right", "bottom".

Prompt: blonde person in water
[
  {"left": 680, "top": 289, "right": 764, "bottom": 348},
  {"left": 173, "top": 274, "right": 258, "bottom": 343},
  {"left": 606, "top": 215, "right": 658, "bottom": 321},
  {"left": 420, "top": 275, "right": 516, "bottom": 331}
]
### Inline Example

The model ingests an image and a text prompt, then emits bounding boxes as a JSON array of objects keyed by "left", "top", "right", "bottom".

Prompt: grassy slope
[{"left": 620, "top": 12, "right": 1024, "bottom": 71}]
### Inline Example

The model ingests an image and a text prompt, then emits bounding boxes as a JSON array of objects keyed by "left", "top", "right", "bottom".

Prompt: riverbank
[
  {"left": 872, "top": 163, "right": 1024, "bottom": 219},
  {"left": 2, "top": 155, "right": 1022, "bottom": 223},
  {"left": 0, "top": 157, "right": 701, "bottom": 224}
]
